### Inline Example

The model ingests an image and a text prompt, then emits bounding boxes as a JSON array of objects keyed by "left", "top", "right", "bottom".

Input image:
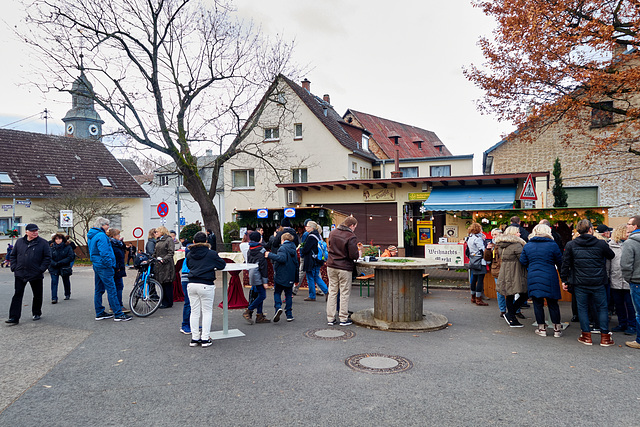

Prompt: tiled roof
[
  {"left": 345, "top": 109, "right": 452, "bottom": 159},
  {"left": 0, "top": 129, "right": 149, "bottom": 198},
  {"left": 117, "top": 158, "right": 143, "bottom": 176},
  {"left": 279, "top": 75, "right": 377, "bottom": 161}
]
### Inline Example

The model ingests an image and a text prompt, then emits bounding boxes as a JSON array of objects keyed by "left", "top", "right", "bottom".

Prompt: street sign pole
[{"left": 11, "top": 198, "right": 15, "bottom": 245}]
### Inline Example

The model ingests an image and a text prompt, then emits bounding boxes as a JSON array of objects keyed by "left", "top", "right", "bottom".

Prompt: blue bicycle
[{"left": 129, "top": 257, "right": 163, "bottom": 317}]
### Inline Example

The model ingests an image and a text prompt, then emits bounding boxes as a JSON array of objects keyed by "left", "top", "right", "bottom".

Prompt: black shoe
[
  {"left": 273, "top": 308, "right": 283, "bottom": 323},
  {"left": 515, "top": 312, "right": 526, "bottom": 320},
  {"left": 95, "top": 312, "right": 114, "bottom": 321},
  {"left": 508, "top": 318, "right": 524, "bottom": 328},
  {"left": 64, "top": 296, "right": 70, "bottom": 300},
  {"left": 340, "top": 320, "right": 353, "bottom": 326},
  {"left": 190, "top": 339, "right": 200, "bottom": 347},
  {"left": 570, "top": 315, "right": 579, "bottom": 322},
  {"left": 32, "top": 315, "right": 41, "bottom": 321},
  {"left": 158, "top": 304, "right": 171, "bottom": 309},
  {"left": 5, "top": 318, "right": 19, "bottom": 325},
  {"left": 114, "top": 314, "right": 132, "bottom": 322},
  {"left": 51, "top": 300, "right": 57, "bottom": 304},
  {"left": 201, "top": 338, "right": 213, "bottom": 348}
]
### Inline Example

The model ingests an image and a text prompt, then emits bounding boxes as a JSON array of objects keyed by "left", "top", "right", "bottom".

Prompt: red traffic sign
[
  {"left": 132, "top": 227, "right": 143, "bottom": 239},
  {"left": 157, "top": 202, "right": 169, "bottom": 217},
  {"left": 520, "top": 173, "right": 538, "bottom": 200}
]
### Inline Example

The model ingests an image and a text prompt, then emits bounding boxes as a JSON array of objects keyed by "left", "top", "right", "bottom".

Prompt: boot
[
  {"left": 578, "top": 331, "right": 592, "bottom": 346},
  {"left": 600, "top": 332, "right": 614, "bottom": 347},
  {"left": 471, "top": 295, "right": 477, "bottom": 303},
  {"left": 242, "top": 309, "right": 253, "bottom": 325},
  {"left": 553, "top": 324, "right": 563, "bottom": 338},
  {"left": 475, "top": 296, "right": 488, "bottom": 306},
  {"left": 255, "top": 313, "right": 271, "bottom": 323}
]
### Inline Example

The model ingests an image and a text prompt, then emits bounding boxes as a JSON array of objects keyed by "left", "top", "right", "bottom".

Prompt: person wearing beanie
[
  {"left": 243, "top": 231, "right": 271, "bottom": 324},
  {"left": 300, "top": 220, "right": 329, "bottom": 301}
]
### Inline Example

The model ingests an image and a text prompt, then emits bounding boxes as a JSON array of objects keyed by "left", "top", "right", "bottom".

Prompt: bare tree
[
  {"left": 20, "top": 0, "right": 301, "bottom": 245},
  {"left": 34, "top": 191, "right": 127, "bottom": 250}
]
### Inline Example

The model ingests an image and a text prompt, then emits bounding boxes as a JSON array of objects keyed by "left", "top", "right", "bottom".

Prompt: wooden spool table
[{"left": 351, "top": 258, "right": 448, "bottom": 332}]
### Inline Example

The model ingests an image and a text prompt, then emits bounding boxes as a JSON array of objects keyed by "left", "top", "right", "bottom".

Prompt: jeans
[
  {"left": 188, "top": 283, "right": 215, "bottom": 341},
  {"left": 274, "top": 284, "right": 293, "bottom": 318},
  {"left": 50, "top": 274, "right": 71, "bottom": 301},
  {"left": 574, "top": 286, "right": 609, "bottom": 333},
  {"left": 611, "top": 288, "right": 636, "bottom": 331},
  {"left": 470, "top": 274, "right": 485, "bottom": 296},
  {"left": 327, "top": 267, "right": 352, "bottom": 323},
  {"left": 306, "top": 265, "right": 328, "bottom": 299},
  {"left": 495, "top": 279, "right": 506, "bottom": 312},
  {"left": 9, "top": 277, "right": 43, "bottom": 320},
  {"left": 248, "top": 285, "right": 266, "bottom": 314},
  {"left": 531, "top": 297, "right": 561, "bottom": 325},
  {"left": 93, "top": 266, "right": 123, "bottom": 317},
  {"left": 181, "top": 280, "right": 191, "bottom": 330},
  {"left": 114, "top": 275, "right": 124, "bottom": 307},
  {"left": 629, "top": 282, "right": 640, "bottom": 343}
]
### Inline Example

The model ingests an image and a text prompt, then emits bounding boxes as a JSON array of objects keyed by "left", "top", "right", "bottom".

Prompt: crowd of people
[{"left": 470, "top": 215, "right": 640, "bottom": 349}]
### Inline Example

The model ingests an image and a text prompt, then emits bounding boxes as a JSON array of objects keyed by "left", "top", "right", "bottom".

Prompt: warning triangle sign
[{"left": 520, "top": 173, "right": 537, "bottom": 200}]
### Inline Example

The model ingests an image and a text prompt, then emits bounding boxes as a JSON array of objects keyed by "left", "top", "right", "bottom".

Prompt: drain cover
[
  {"left": 345, "top": 353, "right": 413, "bottom": 374},
  {"left": 303, "top": 328, "right": 356, "bottom": 341}
]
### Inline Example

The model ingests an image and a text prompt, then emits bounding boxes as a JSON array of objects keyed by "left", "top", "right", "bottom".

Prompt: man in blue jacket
[
  {"left": 6, "top": 223, "right": 51, "bottom": 325},
  {"left": 88, "top": 217, "right": 131, "bottom": 322},
  {"left": 266, "top": 232, "right": 299, "bottom": 322}
]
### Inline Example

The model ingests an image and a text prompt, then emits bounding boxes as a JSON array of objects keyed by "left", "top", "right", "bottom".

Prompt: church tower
[{"left": 62, "top": 69, "right": 104, "bottom": 140}]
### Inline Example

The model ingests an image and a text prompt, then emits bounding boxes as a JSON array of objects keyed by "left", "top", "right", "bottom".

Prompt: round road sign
[
  {"left": 157, "top": 202, "right": 169, "bottom": 217},
  {"left": 132, "top": 227, "right": 143, "bottom": 239}
]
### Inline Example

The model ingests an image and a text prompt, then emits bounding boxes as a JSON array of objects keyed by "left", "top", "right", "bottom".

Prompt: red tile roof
[
  {"left": 0, "top": 129, "right": 149, "bottom": 198},
  {"left": 344, "top": 109, "right": 452, "bottom": 159}
]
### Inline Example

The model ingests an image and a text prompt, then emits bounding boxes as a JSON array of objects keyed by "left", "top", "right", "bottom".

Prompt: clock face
[
  {"left": 89, "top": 124, "right": 99, "bottom": 136},
  {"left": 66, "top": 124, "right": 75, "bottom": 135}
]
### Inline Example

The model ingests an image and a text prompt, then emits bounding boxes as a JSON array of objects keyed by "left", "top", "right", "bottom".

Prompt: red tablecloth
[{"left": 218, "top": 258, "right": 249, "bottom": 309}]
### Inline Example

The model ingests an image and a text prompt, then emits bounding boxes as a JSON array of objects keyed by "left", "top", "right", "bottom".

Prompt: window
[
  {"left": 430, "top": 165, "right": 451, "bottom": 177},
  {"left": 159, "top": 175, "right": 170, "bottom": 186},
  {"left": 352, "top": 162, "right": 358, "bottom": 174},
  {"left": 362, "top": 134, "right": 370, "bottom": 151},
  {"left": 292, "top": 168, "right": 308, "bottom": 183},
  {"left": 373, "top": 170, "right": 381, "bottom": 179},
  {"left": 0, "top": 217, "right": 20, "bottom": 234},
  {"left": 232, "top": 169, "right": 255, "bottom": 189},
  {"left": 98, "top": 177, "right": 112, "bottom": 187},
  {"left": 0, "top": 173, "right": 13, "bottom": 184},
  {"left": 264, "top": 127, "right": 280, "bottom": 141},
  {"left": 105, "top": 214, "right": 122, "bottom": 230},
  {"left": 400, "top": 167, "right": 419, "bottom": 178},
  {"left": 294, "top": 124, "right": 303, "bottom": 139},
  {"left": 565, "top": 187, "right": 599, "bottom": 207},
  {"left": 46, "top": 175, "right": 61, "bottom": 185},
  {"left": 591, "top": 101, "right": 614, "bottom": 128}
]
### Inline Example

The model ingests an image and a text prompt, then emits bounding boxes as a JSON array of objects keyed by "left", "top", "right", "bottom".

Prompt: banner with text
[{"left": 423, "top": 243, "right": 464, "bottom": 267}]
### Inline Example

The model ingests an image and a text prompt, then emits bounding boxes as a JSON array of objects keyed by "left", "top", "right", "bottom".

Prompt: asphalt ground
[{"left": 1, "top": 266, "right": 639, "bottom": 426}]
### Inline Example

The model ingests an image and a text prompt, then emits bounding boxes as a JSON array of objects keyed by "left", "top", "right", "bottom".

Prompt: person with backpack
[
  {"left": 266, "top": 232, "right": 299, "bottom": 322},
  {"left": 242, "top": 231, "right": 271, "bottom": 324},
  {"left": 300, "top": 221, "right": 329, "bottom": 301}
]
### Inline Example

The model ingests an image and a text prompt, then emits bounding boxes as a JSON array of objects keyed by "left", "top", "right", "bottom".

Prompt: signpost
[
  {"left": 157, "top": 202, "right": 169, "bottom": 217},
  {"left": 133, "top": 227, "right": 144, "bottom": 253},
  {"left": 520, "top": 173, "right": 538, "bottom": 200}
]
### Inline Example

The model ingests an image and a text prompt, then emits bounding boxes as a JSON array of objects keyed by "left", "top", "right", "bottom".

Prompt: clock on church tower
[{"left": 62, "top": 71, "right": 105, "bottom": 140}]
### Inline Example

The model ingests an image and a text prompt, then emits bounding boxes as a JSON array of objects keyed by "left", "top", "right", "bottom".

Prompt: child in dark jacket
[
  {"left": 243, "top": 232, "right": 270, "bottom": 324},
  {"left": 266, "top": 232, "right": 299, "bottom": 322}
]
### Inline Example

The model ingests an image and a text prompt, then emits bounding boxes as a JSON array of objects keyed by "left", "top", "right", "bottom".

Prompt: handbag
[
  {"left": 469, "top": 254, "right": 483, "bottom": 272},
  {"left": 61, "top": 266, "right": 73, "bottom": 277}
]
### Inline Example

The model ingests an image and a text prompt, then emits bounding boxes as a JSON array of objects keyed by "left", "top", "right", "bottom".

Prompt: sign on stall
[{"left": 424, "top": 243, "right": 464, "bottom": 267}]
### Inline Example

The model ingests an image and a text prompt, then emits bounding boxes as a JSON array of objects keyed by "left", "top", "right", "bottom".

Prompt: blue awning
[{"left": 422, "top": 186, "right": 516, "bottom": 211}]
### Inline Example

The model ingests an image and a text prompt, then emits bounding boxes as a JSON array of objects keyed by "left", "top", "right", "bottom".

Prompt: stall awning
[{"left": 422, "top": 186, "right": 516, "bottom": 211}]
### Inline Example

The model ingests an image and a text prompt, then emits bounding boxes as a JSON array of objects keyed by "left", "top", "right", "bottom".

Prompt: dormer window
[
  {"left": 46, "top": 175, "right": 61, "bottom": 185},
  {"left": 362, "top": 134, "right": 370, "bottom": 151},
  {"left": 0, "top": 172, "right": 13, "bottom": 184},
  {"left": 98, "top": 177, "right": 112, "bottom": 187}
]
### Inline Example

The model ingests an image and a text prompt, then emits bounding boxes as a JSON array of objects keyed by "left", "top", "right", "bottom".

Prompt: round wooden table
[{"left": 352, "top": 258, "right": 449, "bottom": 332}]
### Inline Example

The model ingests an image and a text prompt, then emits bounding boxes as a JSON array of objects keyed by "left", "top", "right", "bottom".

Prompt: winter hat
[
  {"left": 281, "top": 218, "right": 292, "bottom": 228},
  {"left": 596, "top": 224, "right": 613, "bottom": 233},
  {"left": 25, "top": 224, "right": 39, "bottom": 231},
  {"left": 249, "top": 231, "right": 261, "bottom": 242}
]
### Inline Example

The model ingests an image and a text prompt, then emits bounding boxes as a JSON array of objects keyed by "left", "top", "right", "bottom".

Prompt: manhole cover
[
  {"left": 345, "top": 353, "right": 413, "bottom": 374},
  {"left": 303, "top": 328, "right": 356, "bottom": 341}
]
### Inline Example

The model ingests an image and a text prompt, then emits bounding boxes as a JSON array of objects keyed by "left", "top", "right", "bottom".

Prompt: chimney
[
  {"left": 390, "top": 149, "right": 403, "bottom": 178},
  {"left": 205, "top": 149, "right": 213, "bottom": 156},
  {"left": 301, "top": 78, "right": 311, "bottom": 92},
  {"left": 323, "top": 94, "right": 330, "bottom": 104}
]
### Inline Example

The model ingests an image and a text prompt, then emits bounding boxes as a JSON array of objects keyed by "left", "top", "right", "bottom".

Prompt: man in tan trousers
[{"left": 326, "top": 217, "right": 359, "bottom": 326}]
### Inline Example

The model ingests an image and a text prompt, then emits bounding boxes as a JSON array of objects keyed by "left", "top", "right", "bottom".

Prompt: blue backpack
[{"left": 311, "top": 235, "right": 328, "bottom": 264}]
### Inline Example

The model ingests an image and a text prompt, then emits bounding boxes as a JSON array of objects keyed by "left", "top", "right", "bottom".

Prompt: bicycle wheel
[{"left": 129, "top": 278, "right": 163, "bottom": 317}]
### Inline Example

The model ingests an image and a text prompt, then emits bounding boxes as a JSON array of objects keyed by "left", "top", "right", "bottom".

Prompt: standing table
[{"left": 210, "top": 262, "right": 257, "bottom": 340}]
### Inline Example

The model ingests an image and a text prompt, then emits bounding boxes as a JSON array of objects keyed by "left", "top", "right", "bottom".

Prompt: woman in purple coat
[{"left": 520, "top": 223, "right": 563, "bottom": 338}]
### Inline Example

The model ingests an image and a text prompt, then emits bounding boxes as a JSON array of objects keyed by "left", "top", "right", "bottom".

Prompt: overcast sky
[{"left": 0, "top": 0, "right": 513, "bottom": 173}]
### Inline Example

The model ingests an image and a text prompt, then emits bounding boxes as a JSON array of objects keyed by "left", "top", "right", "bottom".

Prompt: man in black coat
[
  {"left": 6, "top": 224, "right": 51, "bottom": 325},
  {"left": 561, "top": 219, "right": 615, "bottom": 346},
  {"left": 206, "top": 229, "right": 217, "bottom": 252},
  {"left": 510, "top": 216, "right": 530, "bottom": 242}
]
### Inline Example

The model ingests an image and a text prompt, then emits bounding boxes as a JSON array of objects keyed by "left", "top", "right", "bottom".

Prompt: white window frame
[
  {"left": 430, "top": 165, "right": 451, "bottom": 177},
  {"left": 159, "top": 175, "right": 170, "bottom": 186},
  {"left": 294, "top": 123, "right": 303, "bottom": 140},
  {"left": 232, "top": 169, "right": 255, "bottom": 189},
  {"left": 46, "top": 174, "right": 61, "bottom": 185},
  {"left": 0, "top": 216, "right": 20, "bottom": 234},
  {"left": 400, "top": 167, "right": 419, "bottom": 178},
  {"left": 0, "top": 172, "right": 13, "bottom": 184},
  {"left": 264, "top": 127, "right": 280, "bottom": 142},
  {"left": 98, "top": 177, "right": 112, "bottom": 187},
  {"left": 292, "top": 168, "right": 308, "bottom": 183},
  {"left": 352, "top": 162, "right": 358, "bottom": 174}
]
